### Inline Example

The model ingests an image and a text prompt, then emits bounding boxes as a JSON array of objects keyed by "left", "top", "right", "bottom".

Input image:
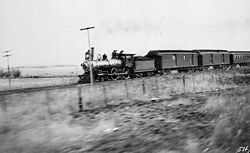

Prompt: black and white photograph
[{"left": 0, "top": 0, "right": 250, "bottom": 152}]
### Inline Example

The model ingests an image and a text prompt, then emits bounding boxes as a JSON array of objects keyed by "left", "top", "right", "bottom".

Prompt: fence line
[{"left": 0, "top": 71, "right": 248, "bottom": 115}]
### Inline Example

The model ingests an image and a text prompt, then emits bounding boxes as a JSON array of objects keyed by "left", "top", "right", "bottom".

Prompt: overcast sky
[{"left": 0, "top": 0, "right": 250, "bottom": 67}]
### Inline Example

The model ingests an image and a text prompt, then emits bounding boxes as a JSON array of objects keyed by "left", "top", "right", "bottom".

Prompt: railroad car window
[
  {"left": 172, "top": 55, "right": 176, "bottom": 60},
  {"left": 127, "top": 56, "right": 133, "bottom": 62},
  {"left": 183, "top": 55, "right": 186, "bottom": 60}
]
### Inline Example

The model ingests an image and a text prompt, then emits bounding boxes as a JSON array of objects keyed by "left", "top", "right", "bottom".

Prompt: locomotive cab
[{"left": 119, "top": 53, "right": 135, "bottom": 68}]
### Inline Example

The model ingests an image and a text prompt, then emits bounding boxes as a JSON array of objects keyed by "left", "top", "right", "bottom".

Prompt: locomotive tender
[{"left": 78, "top": 49, "right": 250, "bottom": 83}]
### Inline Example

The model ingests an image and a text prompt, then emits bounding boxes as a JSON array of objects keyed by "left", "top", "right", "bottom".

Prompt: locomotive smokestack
[{"left": 91, "top": 47, "right": 94, "bottom": 60}]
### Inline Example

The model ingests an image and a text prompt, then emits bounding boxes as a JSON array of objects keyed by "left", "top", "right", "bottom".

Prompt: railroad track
[
  {"left": 0, "top": 78, "right": 133, "bottom": 96},
  {"left": 0, "top": 83, "right": 80, "bottom": 96},
  {"left": 0, "top": 76, "right": 150, "bottom": 96}
]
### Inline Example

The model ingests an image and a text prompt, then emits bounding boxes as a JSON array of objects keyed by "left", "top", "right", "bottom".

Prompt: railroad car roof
[
  {"left": 227, "top": 51, "right": 250, "bottom": 54},
  {"left": 134, "top": 56, "right": 154, "bottom": 61},
  {"left": 193, "top": 49, "right": 229, "bottom": 54},
  {"left": 147, "top": 50, "right": 197, "bottom": 56}
]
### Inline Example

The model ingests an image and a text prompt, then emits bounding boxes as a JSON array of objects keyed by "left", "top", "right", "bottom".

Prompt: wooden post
[
  {"left": 142, "top": 80, "right": 146, "bottom": 94},
  {"left": 78, "top": 87, "right": 83, "bottom": 112},
  {"left": 218, "top": 71, "right": 221, "bottom": 83},
  {"left": 124, "top": 81, "right": 129, "bottom": 99},
  {"left": 155, "top": 77, "right": 159, "bottom": 97},
  {"left": 102, "top": 85, "right": 108, "bottom": 106},
  {"left": 182, "top": 75, "right": 186, "bottom": 89}
]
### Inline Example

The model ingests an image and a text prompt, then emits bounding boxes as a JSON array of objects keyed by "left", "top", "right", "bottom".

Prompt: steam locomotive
[{"left": 78, "top": 48, "right": 250, "bottom": 83}]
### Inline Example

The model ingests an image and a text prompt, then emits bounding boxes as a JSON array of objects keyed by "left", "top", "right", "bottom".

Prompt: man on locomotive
[
  {"left": 112, "top": 50, "right": 118, "bottom": 59},
  {"left": 118, "top": 50, "right": 124, "bottom": 60},
  {"left": 102, "top": 54, "right": 108, "bottom": 60},
  {"left": 97, "top": 54, "right": 101, "bottom": 61}
]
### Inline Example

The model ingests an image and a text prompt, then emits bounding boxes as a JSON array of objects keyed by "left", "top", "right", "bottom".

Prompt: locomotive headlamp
[
  {"left": 86, "top": 54, "right": 89, "bottom": 59},
  {"left": 82, "top": 62, "right": 89, "bottom": 71}
]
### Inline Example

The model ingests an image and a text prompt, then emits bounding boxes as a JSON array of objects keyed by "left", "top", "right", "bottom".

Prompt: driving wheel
[{"left": 111, "top": 68, "right": 119, "bottom": 81}]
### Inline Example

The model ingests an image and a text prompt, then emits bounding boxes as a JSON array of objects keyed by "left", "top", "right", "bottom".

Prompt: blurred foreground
[{"left": 0, "top": 70, "right": 250, "bottom": 153}]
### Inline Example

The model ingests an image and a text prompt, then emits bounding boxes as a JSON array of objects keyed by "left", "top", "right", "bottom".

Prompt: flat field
[
  {"left": 0, "top": 77, "right": 78, "bottom": 91},
  {"left": 0, "top": 70, "right": 250, "bottom": 153}
]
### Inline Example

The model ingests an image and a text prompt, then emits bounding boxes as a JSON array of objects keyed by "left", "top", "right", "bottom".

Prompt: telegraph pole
[
  {"left": 80, "top": 26, "right": 95, "bottom": 87},
  {"left": 3, "top": 50, "right": 11, "bottom": 88}
]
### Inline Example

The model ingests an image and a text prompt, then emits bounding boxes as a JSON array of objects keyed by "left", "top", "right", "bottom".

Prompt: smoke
[{"left": 101, "top": 19, "right": 161, "bottom": 35}]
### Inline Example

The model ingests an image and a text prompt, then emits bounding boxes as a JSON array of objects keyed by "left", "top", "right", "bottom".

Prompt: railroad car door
[
  {"left": 222, "top": 54, "right": 225, "bottom": 64},
  {"left": 209, "top": 54, "right": 213, "bottom": 64},
  {"left": 172, "top": 54, "right": 177, "bottom": 66},
  {"left": 191, "top": 54, "right": 194, "bottom": 65}
]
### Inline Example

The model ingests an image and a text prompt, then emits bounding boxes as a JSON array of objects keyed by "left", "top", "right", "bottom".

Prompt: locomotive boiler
[
  {"left": 78, "top": 52, "right": 135, "bottom": 83},
  {"left": 81, "top": 59, "right": 122, "bottom": 72}
]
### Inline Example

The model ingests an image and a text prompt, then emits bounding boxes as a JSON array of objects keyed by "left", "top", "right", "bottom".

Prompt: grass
[
  {"left": 211, "top": 89, "right": 250, "bottom": 152},
  {"left": 0, "top": 68, "right": 21, "bottom": 78},
  {"left": 0, "top": 69, "right": 249, "bottom": 152}
]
